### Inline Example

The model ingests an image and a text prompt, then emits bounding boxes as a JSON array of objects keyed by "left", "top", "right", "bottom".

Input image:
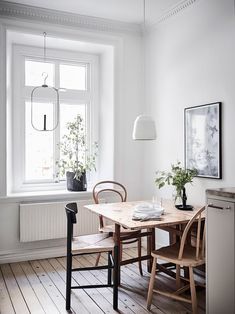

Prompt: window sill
[{"left": 0, "top": 190, "right": 93, "bottom": 203}]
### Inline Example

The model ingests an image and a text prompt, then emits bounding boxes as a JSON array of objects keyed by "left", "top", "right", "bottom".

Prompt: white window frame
[{"left": 11, "top": 44, "right": 99, "bottom": 193}]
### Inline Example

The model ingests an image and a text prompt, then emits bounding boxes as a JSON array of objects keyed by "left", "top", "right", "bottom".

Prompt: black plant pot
[{"left": 66, "top": 171, "right": 87, "bottom": 192}]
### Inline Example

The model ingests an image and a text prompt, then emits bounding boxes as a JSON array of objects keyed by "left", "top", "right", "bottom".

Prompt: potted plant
[
  {"left": 56, "top": 114, "right": 98, "bottom": 191},
  {"left": 155, "top": 161, "right": 197, "bottom": 210}
]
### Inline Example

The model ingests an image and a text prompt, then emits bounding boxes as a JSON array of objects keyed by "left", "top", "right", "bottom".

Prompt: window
[{"left": 12, "top": 44, "right": 98, "bottom": 192}]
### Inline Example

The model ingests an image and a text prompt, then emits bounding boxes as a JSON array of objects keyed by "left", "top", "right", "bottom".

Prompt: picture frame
[{"left": 184, "top": 102, "right": 222, "bottom": 179}]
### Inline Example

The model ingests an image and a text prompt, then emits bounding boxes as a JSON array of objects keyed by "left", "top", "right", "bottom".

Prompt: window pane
[
  {"left": 59, "top": 103, "right": 86, "bottom": 179},
  {"left": 25, "top": 60, "right": 54, "bottom": 86},
  {"left": 31, "top": 87, "right": 58, "bottom": 130},
  {"left": 60, "top": 64, "right": 86, "bottom": 90},
  {"left": 25, "top": 102, "right": 54, "bottom": 181},
  {"left": 60, "top": 103, "right": 86, "bottom": 138},
  {"left": 31, "top": 102, "right": 56, "bottom": 131}
]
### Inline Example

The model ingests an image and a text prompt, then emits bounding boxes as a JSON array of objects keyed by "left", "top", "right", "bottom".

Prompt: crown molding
[
  {"left": 0, "top": 0, "right": 199, "bottom": 35},
  {"left": 150, "top": 0, "right": 199, "bottom": 28},
  {"left": 0, "top": 1, "right": 141, "bottom": 35}
]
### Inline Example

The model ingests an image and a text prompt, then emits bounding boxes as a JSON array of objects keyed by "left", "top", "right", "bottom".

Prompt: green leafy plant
[
  {"left": 155, "top": 161, "right": 197, "bottom": 202},
  {"left": 56, "top": 114, "right": 98, "bottom": 181}
]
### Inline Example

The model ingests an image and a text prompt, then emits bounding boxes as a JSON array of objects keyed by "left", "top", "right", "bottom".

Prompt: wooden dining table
[{"left": 84, "top": 199, "right": 203, "bottom": 283}]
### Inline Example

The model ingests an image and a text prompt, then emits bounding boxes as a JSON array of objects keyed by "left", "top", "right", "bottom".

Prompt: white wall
[
  {"left": 143, "top": 0, "right": 235, "bottom": 245},
  {"left": 144, "top": 0, "right": 235, "bottom": 202},
  {"left": 0, "top": 17, "right": 144, "bottom": 262},
  {"left": 2, "top": 0, "right": 234, "bottom": 261},
  {"left": 114, "top": 34, "right": 145, "bottom": 200}
]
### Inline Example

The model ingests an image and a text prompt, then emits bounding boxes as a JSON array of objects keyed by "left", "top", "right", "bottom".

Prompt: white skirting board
[
  {"left": 20, "top": 200, "right": 99, "bottom": 242},
  {"left": 0, "top": 246, "right": 67, "bottom": 264}
]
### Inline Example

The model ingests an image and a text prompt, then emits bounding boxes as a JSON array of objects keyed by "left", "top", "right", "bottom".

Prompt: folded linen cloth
[{"left": 132, "top": 203, "right": 164, "bottom": 221}]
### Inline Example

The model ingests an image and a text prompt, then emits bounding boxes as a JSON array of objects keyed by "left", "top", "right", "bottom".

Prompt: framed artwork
[{"left": 184, "top": 102, "right": 222, "bottom": 179}]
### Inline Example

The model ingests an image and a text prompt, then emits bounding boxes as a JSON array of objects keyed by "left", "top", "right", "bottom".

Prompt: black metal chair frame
[{"left": 65, "top": 202, "right": 118, "bottom": 311}]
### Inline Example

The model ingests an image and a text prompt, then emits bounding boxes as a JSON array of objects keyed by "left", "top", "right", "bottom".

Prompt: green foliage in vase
[
  {"left": 155, "top": 161, "right": 197, "bottom": 201},
  {"left": 56, "top": 114, "right": 98, "bottom": 181}
]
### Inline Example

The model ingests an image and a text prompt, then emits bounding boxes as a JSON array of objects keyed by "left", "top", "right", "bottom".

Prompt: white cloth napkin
[{"left": 132, "top": 203, "right": 164, "bottom": 221}]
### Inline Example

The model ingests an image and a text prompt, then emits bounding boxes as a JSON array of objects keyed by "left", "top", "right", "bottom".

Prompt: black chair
[{"left": 65, "top": 202, "right": 118, "bottom": 311}]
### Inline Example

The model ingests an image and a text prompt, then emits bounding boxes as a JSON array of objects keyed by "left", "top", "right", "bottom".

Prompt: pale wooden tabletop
[{"left": 84, "top": 199, "right": 203, "bottom": 230}]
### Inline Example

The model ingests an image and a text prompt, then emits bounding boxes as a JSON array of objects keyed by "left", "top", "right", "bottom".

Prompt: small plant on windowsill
[
  {"left": 155, "top": 161, "right": 197, "bottom": 210},
  {"left": 56, "top": 114, "right": 98, "bottom": 191}
]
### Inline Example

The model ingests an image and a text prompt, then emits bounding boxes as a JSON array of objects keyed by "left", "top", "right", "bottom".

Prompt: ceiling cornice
[
  {"left": 151, "top": 0, "right": 199, "bottom": 27},
  {"left": 0, "top": 1, "right": 141, "bottom": 34},
  {"left": 0, "top": 0, "right": 199, "bottom": 34}
]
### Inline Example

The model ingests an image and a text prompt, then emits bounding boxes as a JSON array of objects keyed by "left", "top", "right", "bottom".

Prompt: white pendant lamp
[
  {"left": 132, "top": 115, "right": 156, "bottom": 140},
  {"left": 132, "top": 0, "right": 156, "bottom": 141}
]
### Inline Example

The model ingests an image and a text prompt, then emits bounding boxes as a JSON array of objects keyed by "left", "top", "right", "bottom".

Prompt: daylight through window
[{"left": 12, "top": 44, "right": 98, "bottom": 191}]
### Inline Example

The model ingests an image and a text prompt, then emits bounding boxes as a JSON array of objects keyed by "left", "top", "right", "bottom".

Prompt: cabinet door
[{"left": 207, "top": 199, "right": 235, "bottom": 314}]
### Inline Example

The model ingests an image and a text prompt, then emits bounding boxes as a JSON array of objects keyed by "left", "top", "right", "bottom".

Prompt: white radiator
[{"left": 20, "top": 200, "right": 99, "bottom": 242}]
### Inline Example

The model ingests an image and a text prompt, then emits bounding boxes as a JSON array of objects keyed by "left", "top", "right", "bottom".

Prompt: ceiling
[{"left": 3, "top": 0, "right": 181, "bottom": 24}]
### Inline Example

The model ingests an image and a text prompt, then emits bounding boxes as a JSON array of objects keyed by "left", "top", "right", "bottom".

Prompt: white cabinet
[{"left": 206, "top": 190, "right": 235, "bottom": 314}]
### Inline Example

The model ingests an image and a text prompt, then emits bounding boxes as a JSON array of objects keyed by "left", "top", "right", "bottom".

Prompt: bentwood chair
[
  {"left": 93, "top": 181, "right": 143, "bottom": 276},
  {"left": 65, "top": 202, "right": 118, "bottom": 311},
  {"left": 147, "top": 206, "right": 205, "bottom": 314}
]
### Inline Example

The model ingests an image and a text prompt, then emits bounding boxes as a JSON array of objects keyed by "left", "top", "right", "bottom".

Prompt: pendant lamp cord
[
  {"left": 143, "top": 0, "right": 146, "bottom": 113},
  {"left": 42, "top": 32, "right": 48, "bottom": 85},
  {"left": 143, "top": 0, "right": 146, "bottom": 30},
  {"left": 43, "top": 32, "right": 47, "bottom": 63}
]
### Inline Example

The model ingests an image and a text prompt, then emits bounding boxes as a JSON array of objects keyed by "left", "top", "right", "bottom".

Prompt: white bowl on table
[{"left": 133, "top": 203, "right": 164, "bottom": 220}]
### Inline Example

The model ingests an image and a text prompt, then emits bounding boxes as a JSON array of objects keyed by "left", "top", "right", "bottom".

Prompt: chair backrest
[
  {"left": 178, "top": 206, "right": 206, "bottom": 261},
  {"left": 93, "top": 181, "right": 127, "bottom": 203},
  {"left": 65, "top": 202, "right": 78, "bottom": 224},
  {"left": 92, "top": 181, "right": 127, "bottom": 228},
  {"left": 65, "top": 202, "right": 78, "bottom": 253}
]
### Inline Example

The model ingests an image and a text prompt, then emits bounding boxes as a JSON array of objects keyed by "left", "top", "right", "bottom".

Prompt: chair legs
[
  {"left": 176, "top": 265, "right": 181, "bottom": 290},
  {"left": 138, "top": 238, "right": 143, "bottom": 276},
  {"left": 147, "top": 256, "right": 157, "bottom": 310},
  {"left": 189, "top": 266, "right": 198, "bottom": 314},
  {"left": 113, "top": 245, "right": 119, "bottom": 310},
  {"left": 95, "top": 252, "right": 101, "bottom": 267},
  {"left": 146, "top": 262, "right": 198, "bottom": 314},
  {"left": 120, "top": 238, "right": 143, "bottom": 276},
  {"left": 66, "top": 253, "right": 72, "bottom": 311},
  {"left": 119, "top": 242, "right": 123, "bottom": 261},
  {"left": 96, "top": 238, "right": 143, "bottom": 277},
  {"left": 108, "top": 251, "right": 112, "bottom": 285},
  {"left": 66, "top": 251, "right": 118, "bottom": 311}
]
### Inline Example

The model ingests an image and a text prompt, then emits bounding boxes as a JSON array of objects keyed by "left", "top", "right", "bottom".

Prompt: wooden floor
[{"left": 0, "top": 248, "right": 205, "bottom": 314}]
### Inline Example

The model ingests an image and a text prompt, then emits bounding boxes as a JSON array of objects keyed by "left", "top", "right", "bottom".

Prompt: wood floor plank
[
  {"left": 156, "top": 273, "right": 206, "bottom": 314},
  {"left": 58, "top": 256, "right": 116, "bottom": 314},
  {"left": 126, "top": 248, "right": 205, "bottom": 313},
  {"left": 122, "top": 250, "right": 191, "bottom": 313},
  {"left": 39, "top": 259, "right": 84, "bottom": 314},
  {"left": 0, "top": 248, "right": 205, "bottom": 314},
  {"left": 30, "top": 260, "right": 68, "bottom": 314},
  {"left": 1, "top": 264, "right": 29, "bottom": 314},
  {"left": 10, "top": 263, "right": 45, "bottom": 314},
  {"left": 20, "top": 261, "right": 59, "bottom": 314},
  {"left": 99, "top": 252, "right": 190, "bottom": 314},
  {"left": 125, "top": 248, "right": 205, "bottom": 313},
  {"left": 48, "top": 258, "right": 98, "bottom": 314},
  {"left": 76, "top": 254, "right": 137, "bottom": 314},
  {"left": 82, "top": 253, "right": 152, "bottom": 314},
  {"left": 0, "top": 268, "right": 15, "bottom": 314},
  {"left": 87, "top": 253, "right": 164, "bottom": 314}
]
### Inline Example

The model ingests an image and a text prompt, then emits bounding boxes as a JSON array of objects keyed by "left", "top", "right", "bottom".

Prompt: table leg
[
  {"left": 147, "top": 228, "right": 155, "bottom": 272},
  {"left": 114, "top": 223, "right": 121, "bottom": 285}
]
